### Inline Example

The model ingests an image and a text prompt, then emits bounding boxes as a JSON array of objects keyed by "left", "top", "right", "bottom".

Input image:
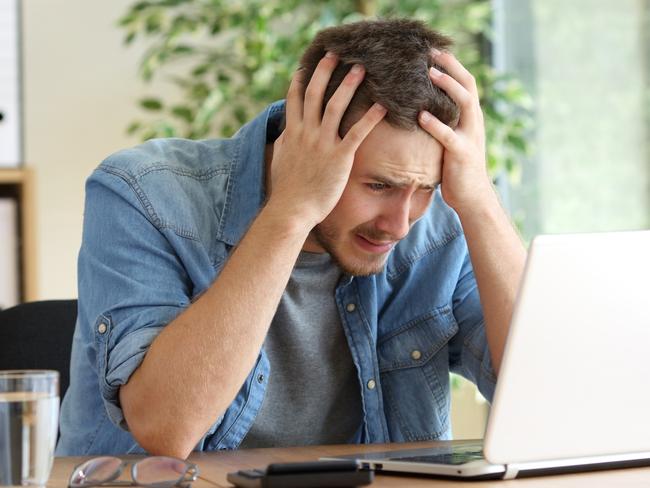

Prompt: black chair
[{"left": 0, "top": 300, "right": 77, "bottom": 399}]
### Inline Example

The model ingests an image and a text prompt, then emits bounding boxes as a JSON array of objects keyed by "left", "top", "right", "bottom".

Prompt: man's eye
[{"left": 367, "top": 183, "right": 390, "bottom": 191}]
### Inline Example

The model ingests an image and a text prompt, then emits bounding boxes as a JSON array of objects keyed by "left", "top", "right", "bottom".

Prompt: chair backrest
[{"left": 0, "top": 300, "right": 77, "bottom": 399}]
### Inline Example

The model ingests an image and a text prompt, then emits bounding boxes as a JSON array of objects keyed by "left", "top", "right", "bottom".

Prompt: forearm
[
  {"left": 455, "top": 189, "right": 527, "bottom": 375},
  {"left": 120, "top": 202, "right": 310, "bottom": 457}
]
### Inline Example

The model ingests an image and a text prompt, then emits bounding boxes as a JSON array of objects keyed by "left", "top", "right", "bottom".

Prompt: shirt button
[
  {"left": 257, "top": 374, "right": 265, "bottom": 384},
  {"left": 97, "top": 323, "right": 107, "bottom": 334},
  {"left": 411, "top": 350, "right": 422, "bottom": 360},
  {"left": 346, "top": 303, "right": 356, "bottom": 312},
  {"left": 367, "top": 379, "right": 376, "bottom": 390}
]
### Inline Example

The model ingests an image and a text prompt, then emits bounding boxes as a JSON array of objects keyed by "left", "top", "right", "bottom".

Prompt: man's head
[
  {"left": 296, "top": 19, "right": 458, "bottom": 276},
  {"left": 299, "top": 18, "right": 459, "bottom": 134}
]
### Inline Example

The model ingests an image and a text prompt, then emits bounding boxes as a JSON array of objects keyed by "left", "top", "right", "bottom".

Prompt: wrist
[
  {"left": 260, "top": 199, "right": 316, "bottom": 238},
  {"left": 452, "top": 185, "right": 501, "bottom": 222}
]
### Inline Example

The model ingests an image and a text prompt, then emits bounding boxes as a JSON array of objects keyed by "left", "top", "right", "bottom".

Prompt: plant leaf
[{"left": 140, "top": 98, "right": 164, "bottom": 111}]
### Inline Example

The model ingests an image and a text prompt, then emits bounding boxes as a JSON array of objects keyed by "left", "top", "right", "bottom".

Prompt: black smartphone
[{"left": 226, "top": 459, "right": 374, "bottom": 488}]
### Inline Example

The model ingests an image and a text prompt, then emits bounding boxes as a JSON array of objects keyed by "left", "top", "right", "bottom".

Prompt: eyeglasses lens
[
  {"left": 133, "top": 457, "right": 189, "bottom": 485},
  {"left": 70, "top": 457, "right": 123, "bottom": 486}
]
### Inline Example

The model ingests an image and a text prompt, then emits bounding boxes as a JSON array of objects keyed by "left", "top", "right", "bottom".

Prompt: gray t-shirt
[{"left": 239, "top": 251, "right": 363, "bottom": 448}]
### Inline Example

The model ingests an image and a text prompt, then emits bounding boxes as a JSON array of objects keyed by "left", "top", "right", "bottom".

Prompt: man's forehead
[{"left": 355, "top": 121, "right": 443, "bottom": 187}]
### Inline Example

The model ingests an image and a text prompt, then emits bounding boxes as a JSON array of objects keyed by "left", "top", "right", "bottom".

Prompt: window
[{"left": 494, "top": 0, "right": 650, "bottom": 239}]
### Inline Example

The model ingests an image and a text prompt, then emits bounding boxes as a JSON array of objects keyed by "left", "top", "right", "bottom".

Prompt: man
[{"left": 57, "top": 19, "right": 526, "bottom": 458}]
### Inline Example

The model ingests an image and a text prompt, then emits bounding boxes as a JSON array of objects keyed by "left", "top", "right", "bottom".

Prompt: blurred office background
[{"left": 1, "top": 0, "right": 648, "bottom": 438}]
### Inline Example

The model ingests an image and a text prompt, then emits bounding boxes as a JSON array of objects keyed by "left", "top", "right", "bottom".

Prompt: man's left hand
[{"left": 417, "top": 51, "right": 494, "bottom": 216}]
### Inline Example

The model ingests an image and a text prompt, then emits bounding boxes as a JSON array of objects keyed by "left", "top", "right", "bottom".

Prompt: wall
[{"left": 22, "top": 0, "right": 176, "bottom": 298}]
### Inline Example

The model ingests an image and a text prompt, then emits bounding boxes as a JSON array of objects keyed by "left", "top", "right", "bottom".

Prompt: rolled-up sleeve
[
  {"left": 78, "top": 167, "right": 192, "bottom": 429},
  {"left": 448, "top": 251, "right": 497, "bottom": 402}
]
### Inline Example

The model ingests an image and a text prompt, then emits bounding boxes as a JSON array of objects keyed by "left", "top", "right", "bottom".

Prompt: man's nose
[{"left": 375, "top": 198, "right": 411, "bottom": 241}]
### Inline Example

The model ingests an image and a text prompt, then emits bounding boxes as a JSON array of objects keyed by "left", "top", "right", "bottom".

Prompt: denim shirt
[{"left": 56, "top": 101, "right": 496, "bottom": 456}]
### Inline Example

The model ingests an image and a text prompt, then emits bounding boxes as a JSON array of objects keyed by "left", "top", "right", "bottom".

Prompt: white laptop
[{"left": 324, "top": 230, "right": 650, "bottom": 480}]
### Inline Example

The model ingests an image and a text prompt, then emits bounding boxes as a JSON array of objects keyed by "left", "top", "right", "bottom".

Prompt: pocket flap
[{"left": 378, "top": 305, "right": 458, "bottom": 372}]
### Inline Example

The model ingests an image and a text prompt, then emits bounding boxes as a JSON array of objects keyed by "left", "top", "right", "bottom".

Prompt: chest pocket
[{"left": 377, "top": 305, "right": 459, "bottom": 442}]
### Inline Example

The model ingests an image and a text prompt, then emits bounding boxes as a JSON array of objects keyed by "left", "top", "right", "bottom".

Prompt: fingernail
[
  {"left": 374, "top": 102, "right": 387, "bottom": 113},
  {"left": 420, "top": 111, "right": 432, "bottom": 123},
  {"left": 429, "top": 66, "right": 442, "bottom": 77},
  {"left": 350, "top": 64, "right": 364, "bottom": 74},
  {"left": 431, "top": 48, "right": 441, "bottom": 56},
  {"left": 325, "top": 51, "right": 336, "bottom": 58}
]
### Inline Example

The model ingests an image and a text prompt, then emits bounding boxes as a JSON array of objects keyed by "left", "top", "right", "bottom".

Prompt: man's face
[{"left": 303, "top": 121, "right": 444, "bottom": 276}]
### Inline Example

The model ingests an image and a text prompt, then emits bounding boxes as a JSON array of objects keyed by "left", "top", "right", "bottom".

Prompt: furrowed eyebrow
[{"left": 367, "top": 174, "right": 439, "bottom": 191}]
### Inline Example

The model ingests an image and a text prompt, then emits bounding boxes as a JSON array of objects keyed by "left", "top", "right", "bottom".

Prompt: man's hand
[
  {"left": 418, "top": 50, "right": 527, "bottom": 375},
  {"left": 268, "top": 52, "right": 387, "bottom": 228},
  {"left": 417, "top": 50, "right": 493, "bottom": 216}
]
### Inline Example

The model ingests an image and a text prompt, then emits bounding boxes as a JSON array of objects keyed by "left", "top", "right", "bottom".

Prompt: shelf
[{"left": 0, "top": 168, "right": 28, "bottom": 184}]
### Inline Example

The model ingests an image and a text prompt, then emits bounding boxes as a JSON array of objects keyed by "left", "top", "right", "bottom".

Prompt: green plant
[{"left": 119, "top": 0, "right": 532, "bottom": 180}]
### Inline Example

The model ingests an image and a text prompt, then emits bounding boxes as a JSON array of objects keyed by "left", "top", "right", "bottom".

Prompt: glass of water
[{"left": 0, "top": 370, "right": 59, "bottom": 486}]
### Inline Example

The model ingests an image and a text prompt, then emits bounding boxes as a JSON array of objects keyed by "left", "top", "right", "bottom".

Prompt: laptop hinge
[{"left": 503, "top": 464, "right": 520, "bottom": 479}]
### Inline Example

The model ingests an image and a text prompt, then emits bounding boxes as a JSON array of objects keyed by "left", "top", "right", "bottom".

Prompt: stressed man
[{"left": 57, "top": 19, "right": 526, "bottom": 458}]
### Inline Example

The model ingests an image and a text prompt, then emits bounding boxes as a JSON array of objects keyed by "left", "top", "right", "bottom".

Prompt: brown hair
[{"left": 298, "top": 18, "right": 459, "bottom": 133}]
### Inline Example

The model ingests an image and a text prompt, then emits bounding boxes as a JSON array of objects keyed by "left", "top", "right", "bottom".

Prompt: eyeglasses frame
[{"left": 68, "top": 456, "right": 199, "bottom": 488}]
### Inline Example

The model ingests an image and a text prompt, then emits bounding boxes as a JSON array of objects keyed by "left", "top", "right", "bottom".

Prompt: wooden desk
[{"left": 50, "top": 442, "right": 650, "bottom": 488}]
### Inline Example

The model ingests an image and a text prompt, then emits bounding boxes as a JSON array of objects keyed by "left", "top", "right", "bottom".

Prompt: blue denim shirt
[{"left": 57, "top": 101, "right": 496, "bottom": 456}]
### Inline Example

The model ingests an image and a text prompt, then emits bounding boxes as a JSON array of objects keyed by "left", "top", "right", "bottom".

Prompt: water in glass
[{"left": 0, "top": 372, "right": 59, "bottom": 486}]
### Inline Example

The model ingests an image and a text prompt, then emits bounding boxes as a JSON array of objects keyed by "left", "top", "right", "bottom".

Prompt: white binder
[
  {"left": 0, "top": 0, "right": 21, "bottom": 167},
  {"left": 0, "top": 198, "right": 19, "bottom": 309}
]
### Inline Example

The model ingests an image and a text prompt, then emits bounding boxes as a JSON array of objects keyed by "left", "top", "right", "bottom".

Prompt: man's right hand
[{"left": 267, "top": 52, "right": 387, "bottom": 229}]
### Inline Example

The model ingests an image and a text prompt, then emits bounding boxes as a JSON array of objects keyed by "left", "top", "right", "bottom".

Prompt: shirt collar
[{"left": 218, "top": 100, "right": 285, "bottom": 246}]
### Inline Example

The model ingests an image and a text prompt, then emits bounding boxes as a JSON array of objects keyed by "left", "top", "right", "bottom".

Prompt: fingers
[
  {"left": 285, "top": 69, "right": 305, "bottom": 128},
  {"left": 320, "top": 64, "right": 366, "bottom": 136},
  {"left": 340, "top": 103, "right": 387, "bottom": 153},
  {"left": 303, "top": 52, "right": 340, "bottom": 128},
  {"left": 285, "top": 51, "right": 378, "bottom": 156},
  {"left": 431, "top": 50, "right": 478, "bottom": 98},
  {"left": 428, "top": 65, "right": 476, "bottom": 117},
  {"left": 429, "top": 51, "right": 483, "bottom": 132},
  {"left": 418, "top": 110, "right": 461, "bottom": 154}
]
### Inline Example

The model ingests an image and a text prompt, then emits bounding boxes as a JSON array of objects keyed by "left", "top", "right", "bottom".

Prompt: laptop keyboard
[{"left": 391, "top": 448, "right": 485, "bottom": 465}]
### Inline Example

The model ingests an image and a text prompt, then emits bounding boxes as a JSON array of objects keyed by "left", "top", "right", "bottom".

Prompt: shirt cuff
[{"left": 94, "top": 316, "right": 167, "bottom": 430}]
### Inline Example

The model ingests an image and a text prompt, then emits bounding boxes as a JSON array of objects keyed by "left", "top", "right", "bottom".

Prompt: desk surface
[{"left": 50, "top": 441, "right": 650, "bottom": 488}]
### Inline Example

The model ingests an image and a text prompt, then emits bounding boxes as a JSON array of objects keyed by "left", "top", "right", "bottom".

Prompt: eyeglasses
[{"left": 68, "top": 456, "right": 199, "bottom": 488}]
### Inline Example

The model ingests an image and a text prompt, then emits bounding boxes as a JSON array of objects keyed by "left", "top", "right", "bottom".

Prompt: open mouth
[{"left": 354, "top": 234, "right": 396, "bottom": 254}]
